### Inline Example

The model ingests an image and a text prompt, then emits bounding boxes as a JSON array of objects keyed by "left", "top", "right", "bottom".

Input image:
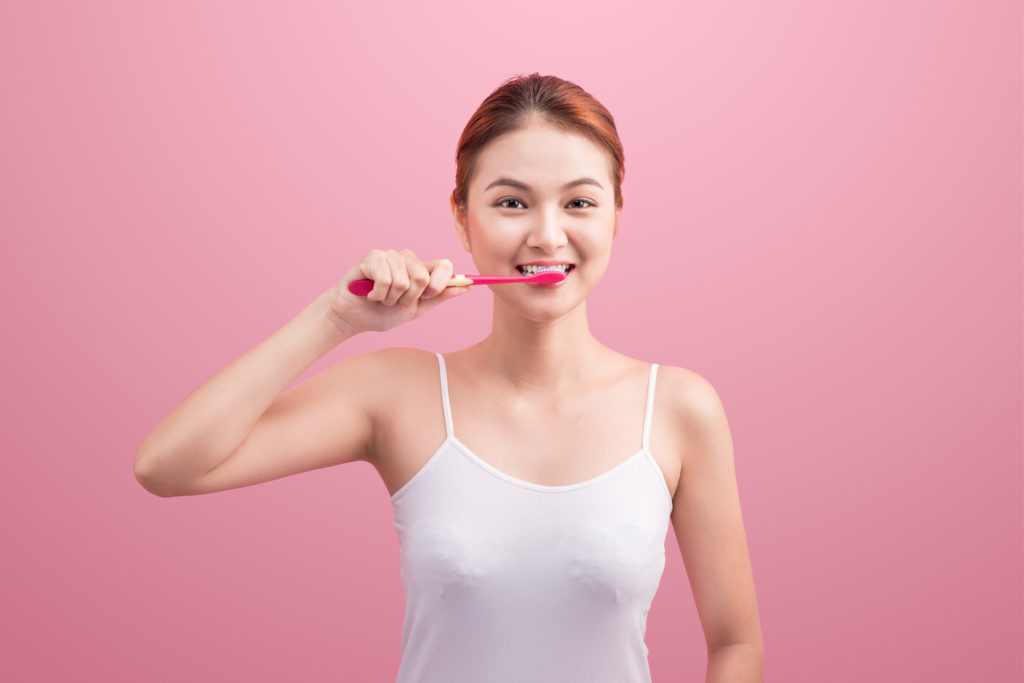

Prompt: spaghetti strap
[
  {"left": 642, "top": 364, "right": 659, "bottom": 453},
  {"left": 436, "top": 352, "right": 453, "bottom": 440}
]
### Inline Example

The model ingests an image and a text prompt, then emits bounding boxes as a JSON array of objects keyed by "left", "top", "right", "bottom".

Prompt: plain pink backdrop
[{"left": 2, "top": 1, "right": 1020, "bottom": 681}]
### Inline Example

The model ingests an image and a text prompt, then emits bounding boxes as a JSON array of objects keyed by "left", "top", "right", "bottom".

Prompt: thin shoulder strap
[
  {"left": 436, "top": 352, "right": 454, "bottom": 440},
  {"left": 642, "top": 363, "right": 659, "bottom": 452}
]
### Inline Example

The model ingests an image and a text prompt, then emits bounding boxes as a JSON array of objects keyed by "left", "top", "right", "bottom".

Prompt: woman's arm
[
  {"left": 133, "top": 249, "right": 465, "bottom": 497},
  {"left": 668, "top": 369, "right": 764, "bottom": 683},
  {"left": 706, "top": 642, "right": 764, "bottom": 683},
  {"left": 133, "top": 293, "right": 360, "bottom": 496}
]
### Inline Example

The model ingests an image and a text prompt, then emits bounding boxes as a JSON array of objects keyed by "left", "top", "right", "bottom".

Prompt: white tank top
[{"left": 390, "top": 352, "right": 674, "bottom": 683}]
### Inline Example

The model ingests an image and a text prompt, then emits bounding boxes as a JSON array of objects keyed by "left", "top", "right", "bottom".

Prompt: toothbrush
[{"left": 347, "top": 270, "right": 566, "bottom": 296}]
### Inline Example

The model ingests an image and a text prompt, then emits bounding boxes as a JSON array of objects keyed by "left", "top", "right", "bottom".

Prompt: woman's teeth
[{"left": 517, "top": 264, "right": 573, "bottom": 276}]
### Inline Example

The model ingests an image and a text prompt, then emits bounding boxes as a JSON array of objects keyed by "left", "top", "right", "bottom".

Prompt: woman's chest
[{"left": 374, "top": 363, "right": 682, "bottom": 501}]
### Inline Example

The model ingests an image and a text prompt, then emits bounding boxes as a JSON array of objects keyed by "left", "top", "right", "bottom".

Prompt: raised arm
[
  {"left": 668, "top": 369, "right": 764, "bottom": 682},
  {"left": 133, "top": 293, "right": 369, "bottom": 497},
  {"left": 133, "top": 248, "right": 468, "bottom": 497}
]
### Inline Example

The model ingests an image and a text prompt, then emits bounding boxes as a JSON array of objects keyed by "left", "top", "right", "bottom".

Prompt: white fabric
[{"left": 390, "top": 352, "right": 673, "bottom": 683}]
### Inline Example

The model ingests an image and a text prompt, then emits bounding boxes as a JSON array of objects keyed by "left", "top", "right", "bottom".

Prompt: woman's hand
[{"left": 324, "top": 248, "right": 470, "bottom": 334}]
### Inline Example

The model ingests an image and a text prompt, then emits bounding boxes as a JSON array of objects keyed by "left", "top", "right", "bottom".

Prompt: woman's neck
[{"left": 467, "top": 299, "right": 611, "bottom": 396}]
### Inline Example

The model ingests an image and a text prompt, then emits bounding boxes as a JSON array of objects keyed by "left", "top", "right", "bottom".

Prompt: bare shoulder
[
  {"left": 349, "top": 346, "right": 440, "bottom": 454},
  {"left": 351, "top": 346, "right": 437, "bottom": 389},
  {"left": 610, "top": 355, "right": 722, "bottom": 432},
  {"left": 653, "top": 364, "right": 731, "bottom": 468},
  {"left": 657, "top": 364, "right": 727, "bottom": 426},
  {"left": 346, "top": 344, "right": 438, "bottom": 393}
]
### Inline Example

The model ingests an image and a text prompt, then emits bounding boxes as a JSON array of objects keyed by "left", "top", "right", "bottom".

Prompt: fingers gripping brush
[{"left": 347, "top": 270, "right": 567, "bottom": 296}]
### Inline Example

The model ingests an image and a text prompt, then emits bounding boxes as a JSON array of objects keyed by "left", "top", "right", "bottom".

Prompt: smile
[{"left": 516, "top": 264, "right": 574, "bottom": 276}]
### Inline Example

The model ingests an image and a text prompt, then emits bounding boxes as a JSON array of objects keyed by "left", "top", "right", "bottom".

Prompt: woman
[{"left": 134, "top": 73, "right": 764, "bottom": 682}]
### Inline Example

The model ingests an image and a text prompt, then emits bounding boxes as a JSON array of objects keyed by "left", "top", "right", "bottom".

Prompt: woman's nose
[{"left": 525, "top": 207, "right": 567, "bottom": 250}]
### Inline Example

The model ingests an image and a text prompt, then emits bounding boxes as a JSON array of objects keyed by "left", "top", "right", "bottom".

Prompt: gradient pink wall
[{"left": 2, "top": 1, "right": 1020, "bottom": 681}]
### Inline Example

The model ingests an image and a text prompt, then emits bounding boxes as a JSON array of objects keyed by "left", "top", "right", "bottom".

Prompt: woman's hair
[{"left": 452, "top": 73, "right": 624, "bottom": 212}]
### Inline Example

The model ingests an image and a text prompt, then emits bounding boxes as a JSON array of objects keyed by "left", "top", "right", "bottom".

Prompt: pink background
[{"left": 2, "top": 1, "right": 1021, "bottom": 681}]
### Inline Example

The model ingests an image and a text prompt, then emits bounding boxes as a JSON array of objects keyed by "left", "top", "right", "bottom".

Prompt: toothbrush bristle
[{"left": 532, "top": 270, "right": 567, "bottom": 283}]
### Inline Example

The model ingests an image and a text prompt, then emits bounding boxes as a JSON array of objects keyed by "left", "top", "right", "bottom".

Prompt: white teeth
[{"left": 518, "top": 264, "right": 571, "bottom": 275}]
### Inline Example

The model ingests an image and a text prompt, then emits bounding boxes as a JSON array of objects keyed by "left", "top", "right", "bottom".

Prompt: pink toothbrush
[{"left": 348, "top": 270, "right": 566, "bottom": 296}]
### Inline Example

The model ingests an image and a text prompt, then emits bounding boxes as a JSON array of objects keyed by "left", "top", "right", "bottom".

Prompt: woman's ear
[
  {"left": 613, "top": 191, "right": 624, "bottom": 237},
  {"left": 451, "top": 194, "right": 471, "bottom": 251}
]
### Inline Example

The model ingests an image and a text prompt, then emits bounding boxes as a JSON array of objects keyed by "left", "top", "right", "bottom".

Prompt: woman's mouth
[{"left": 515, "top": 264, "right": 575, "bottom": 276}]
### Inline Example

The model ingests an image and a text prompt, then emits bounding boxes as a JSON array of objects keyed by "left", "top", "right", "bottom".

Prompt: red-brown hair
[{"left": 452, "top": 73, "right": 625, "bottom": 212}]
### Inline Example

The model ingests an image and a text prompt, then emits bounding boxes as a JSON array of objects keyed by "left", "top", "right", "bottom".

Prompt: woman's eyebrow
[{"left": 483, "top": 177, "right": 604, "bottom": 192}]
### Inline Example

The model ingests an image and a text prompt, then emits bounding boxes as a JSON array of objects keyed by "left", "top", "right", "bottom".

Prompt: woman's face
[{"left": 452, "top": 117, "right": 620, "bottom": 319}]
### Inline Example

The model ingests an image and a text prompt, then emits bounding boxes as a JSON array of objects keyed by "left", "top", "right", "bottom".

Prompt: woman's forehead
[{"left": 472, "top": 123, "right": 614, "bottom": 191}]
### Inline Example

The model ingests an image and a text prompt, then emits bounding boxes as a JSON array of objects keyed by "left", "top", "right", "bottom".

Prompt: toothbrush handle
[{"left": 348, "top": 274, "right": 480, "bottom": 296}]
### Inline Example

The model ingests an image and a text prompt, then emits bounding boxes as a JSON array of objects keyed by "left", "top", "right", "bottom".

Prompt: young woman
[{"left": 135, "top": 73, "right": 764, "bottom": 683}]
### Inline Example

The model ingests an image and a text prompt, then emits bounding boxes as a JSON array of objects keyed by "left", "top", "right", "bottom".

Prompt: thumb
[{"left": 416, "top": 285, "right": 471, "bottom": 314}]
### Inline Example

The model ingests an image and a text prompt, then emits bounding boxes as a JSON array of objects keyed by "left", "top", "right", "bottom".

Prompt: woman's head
[
  {"left": 451, "top": 73, "right": 625, "bottom": 214},
  {"left": 449, "top": 74, "right": 625, "bottom": 321}
]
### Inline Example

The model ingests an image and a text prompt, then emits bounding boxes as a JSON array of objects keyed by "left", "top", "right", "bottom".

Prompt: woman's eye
[
  {"left": 568, "top": 198, "right": 594, "bottom": 209},
  {"left": 497, "top": 198, "right": 525, "bottom": 209}
]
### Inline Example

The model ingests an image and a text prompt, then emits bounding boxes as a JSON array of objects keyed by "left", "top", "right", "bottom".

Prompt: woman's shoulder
[
  {"left": 340, "top": 346, "right": 441, "bottom": 429},
  {"left": 656, "top": 358, "right": 721, "bottom": 397},
  {"left": 649, "top": 360, "right": 730, "bottom": 451},
  {"left": 348, "top": 346, "right": 440, "bottom": 383},
  {"left": 360, "top": 345, "right": 438, "bottom": 363},
  {"left": 618, "top": 353, "right": 706, "bottom": 388},
  {"left": 626, "top": 356, "right": 724, "bottom": 425}
]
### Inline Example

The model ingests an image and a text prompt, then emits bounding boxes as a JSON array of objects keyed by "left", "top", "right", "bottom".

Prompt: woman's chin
[{"left": 493, "top": 289, "right": 589, "bottom": 322}]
